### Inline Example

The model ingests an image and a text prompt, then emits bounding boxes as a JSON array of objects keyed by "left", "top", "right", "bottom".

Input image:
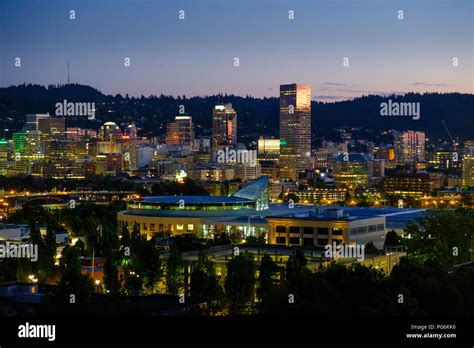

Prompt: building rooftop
[
  {"left": 335, "top": 153, "right": 369, "bottom": 162},
  {"left": 267, "top": 206, "right": 428, "bottom": 225},
  {"left": 138, "top": 195, "right": 252, "bottom": 205},
  {"left": 132, "top": 176, "right": 269, "bottom": 206},
  {"left": 233, "top": 176, "right": 269, "bottom": 201}
]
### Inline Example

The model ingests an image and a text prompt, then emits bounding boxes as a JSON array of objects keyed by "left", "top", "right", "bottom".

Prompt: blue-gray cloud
[{"left": 411, "top": 82, "right": 451, "bottom": 87}]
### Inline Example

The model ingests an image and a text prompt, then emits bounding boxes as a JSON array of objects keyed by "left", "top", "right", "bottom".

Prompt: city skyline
[
  {"left": 0, "top": 1, "right": 473, "bottom": 344},
  {"left": 1, "top": 0, "right": 473, "bottom": 101}
]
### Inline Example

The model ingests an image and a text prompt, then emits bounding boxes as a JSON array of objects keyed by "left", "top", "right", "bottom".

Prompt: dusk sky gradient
[{"left": 1, "top": 0, "right": 473, "bottom": 101}]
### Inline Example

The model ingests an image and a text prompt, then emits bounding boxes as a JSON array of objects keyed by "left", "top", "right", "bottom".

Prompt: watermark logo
[
  {"left": 288, "top": 10, "right": 294, "bottom": 20},
  {"left": 55, "top": 99, "right": 95, "bottom": 120},
  {"left": 216, "top": 146, "right": 257, "bottom": 166},
  {"left": 324, "top": 242, "right": 365, "bottom": 261},
  {"left": 0, "top": 242, "right": 38, "bottom": 262},
  {"left": 18, "top": 322, "right": 55, "bottom": 341},
  {"left": 380, "top": 99, "right": 420, "bottom": 120}
]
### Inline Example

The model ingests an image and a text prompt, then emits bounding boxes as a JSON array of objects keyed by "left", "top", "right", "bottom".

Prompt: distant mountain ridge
[{"left": 0, "top": 84, "right": 473, "bottom": 143}]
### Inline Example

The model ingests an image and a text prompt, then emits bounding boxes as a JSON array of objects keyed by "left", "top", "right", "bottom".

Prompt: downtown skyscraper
[
  {"left": 279, "top": 84, "right": 312, "bottom": 181},
  {"left": 394, "top": 130, "right": 426, "bottom": 164},
  {"left": 166, "top": 115, "right": 194, "bottom": 146},
  {"left": 462, "top": 140, "right": 474, "bottom": 187},
  {"left": 212, "top": 104, "right": 237, "bottom": 150}
]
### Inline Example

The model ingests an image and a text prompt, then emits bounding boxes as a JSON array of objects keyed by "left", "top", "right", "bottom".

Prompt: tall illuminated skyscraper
[
  {"left": 12, "top": 131, "right": 44, "bottom": 174},
  {"left": 462, "top": 140, "right": 474, "bottom": 187},
  {"left": 166, "top": 116, "right": 194, "bottom": 146},
  {"left": 395, "top": 131, "right": 425, "bottom": 164},
  {"left": 279, "top": 83, "right": 312, "bottom": 181},
  {"left": 38, "top": 117, "right": 66, "bottom": 159},
  {"left": 212, "top": 104, "right": 237, "bottom": 150},
  {"left": 0, "top": 140, "right": 8, "bottom": 176},
  {"left": 13, "top": 131, "right": 27, "bottom": 173}
]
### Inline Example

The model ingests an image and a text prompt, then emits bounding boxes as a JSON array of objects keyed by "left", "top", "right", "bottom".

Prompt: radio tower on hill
[{"left": 67, "top": 62, "right": 70, "bottom": 84}]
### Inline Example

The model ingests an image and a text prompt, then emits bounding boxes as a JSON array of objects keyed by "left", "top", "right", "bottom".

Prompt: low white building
[{"left": 0, "top": 224, "right": 30, "bottom": 241}]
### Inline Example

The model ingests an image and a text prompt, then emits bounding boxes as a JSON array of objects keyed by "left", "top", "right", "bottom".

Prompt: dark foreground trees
[
  {"left": 258, "top": 257, "right": 474, "bottom": 317},
  {"left": 189, "top": 251, "right": 223, "bottom": 315},
  {"left": 224, "top": 253, "right": 256, "bottom": 314},
  {"left": 56, "top": 244, "right": 94, "bottom": 306}
]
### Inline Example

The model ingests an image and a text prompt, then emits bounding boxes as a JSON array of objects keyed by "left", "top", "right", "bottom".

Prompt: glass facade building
[
  {"left": 212, "top": 104, "right": 237, "bottom": 149},
  {"left": 279, "top": 84, "right": 312, "bottom": 181},
  {"left": 166, "top": 115, "right": 194, "bottom": 146}
]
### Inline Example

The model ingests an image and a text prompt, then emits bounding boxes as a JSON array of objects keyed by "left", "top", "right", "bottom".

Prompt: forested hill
[{"left": 1, "top": 84, "right": 473, "bottom": 142}]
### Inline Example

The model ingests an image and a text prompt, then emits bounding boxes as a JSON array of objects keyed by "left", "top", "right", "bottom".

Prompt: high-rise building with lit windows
[
  {"left": 38, "top": 117, "right": 66, "bottom": 161},
  {"left": 212, "top": 104, "right": 237, "bottom": 149},
  {"left": 25, "top": 114, "right": 50, "bottom": 132},
  {"left": 98, "top": 122, "right": 122, "bottom": 141},
  {"left": 462, "top": 141, "right": 474, "bottom": 188},
  {"left": 11, "top": 131, "right": 44, "bottom": 175},
  {"left": 333, "top": 153, "right": 370, "bottom": 189},
  {"left": 25, "top": 131, "right": 45, "bottom": 162},
  {"left": 12, "top": 131, "right": 28, "bottom": 174},
  {"left": 279, "top": 83, "right": 312, "bottom": 181},
  {"left": 38, "top": 117, "right": 65, "bottom": 141},
  {"left": 257, "top": 137, "right": 280, "bottom": 160},
  {"left": 166, "top": 116, "right": 194, "bottom": 146},
  {"left": 395, "top": 131, "right": 425, "bottom": 164},
  {"left": 0, "top": 140, "right": 9, "bottom": 176}
]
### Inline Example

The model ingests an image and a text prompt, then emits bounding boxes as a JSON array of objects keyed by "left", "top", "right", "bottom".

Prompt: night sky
[{"left": 1, "top": 0, "right": 472, "bottom": 100}]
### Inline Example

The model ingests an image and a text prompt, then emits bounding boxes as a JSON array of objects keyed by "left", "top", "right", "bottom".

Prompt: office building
[
  {"left": 333, "top": 153, "right": 370, "bottom": 189},
  {"left": 38, "top": 117, "right": 66, "bottom": 142},
  {"left": 166, "top": 116, "right": 194, "bottom": 146},
  {"left": 98, "top": 122, "right": 122, "bottom": 141},
  {"left": 0, "top": 140, "right": 9, "bottom": 176},
  {"left": 267, "top": 208, "right": 386, "bottom": 249},
  {"left": 395, "top": 131, "right": 425, "bottom": 164},
  {"left": 462, "top": 141, "right": 474, "bottom": 187},
  {"left": 383, "top": 172, "right": 430, "bottom": 196},
  {"left": 235, "top": 163, "right": 262, "bottom": 182},
  {"left": 279, "top": 84, "right": 312, "bottom": 181},
  {"left": 212, "top": 104, "right": 237, "bottom": 149},
  {"left": 24, "top": 114, "right": 50, "bottom": 132},
  {"left": 257, "top": 138, "right": 280, "bottom": 160},
  {"left": 428, "top": 148, "right": 460, "bottom": 171}
]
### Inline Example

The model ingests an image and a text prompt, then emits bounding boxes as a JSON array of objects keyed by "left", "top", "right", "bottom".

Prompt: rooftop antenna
[{"left": 67, "top": 62, "right": 70, "bottom": 84}]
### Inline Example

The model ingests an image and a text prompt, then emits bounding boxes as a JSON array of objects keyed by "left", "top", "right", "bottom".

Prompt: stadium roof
[
  {"left": 133, "top": 176, "right": 269, "bottom": 205},
  {"left": 138, "top": 196, "right": 252, "bottom": 204}
]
